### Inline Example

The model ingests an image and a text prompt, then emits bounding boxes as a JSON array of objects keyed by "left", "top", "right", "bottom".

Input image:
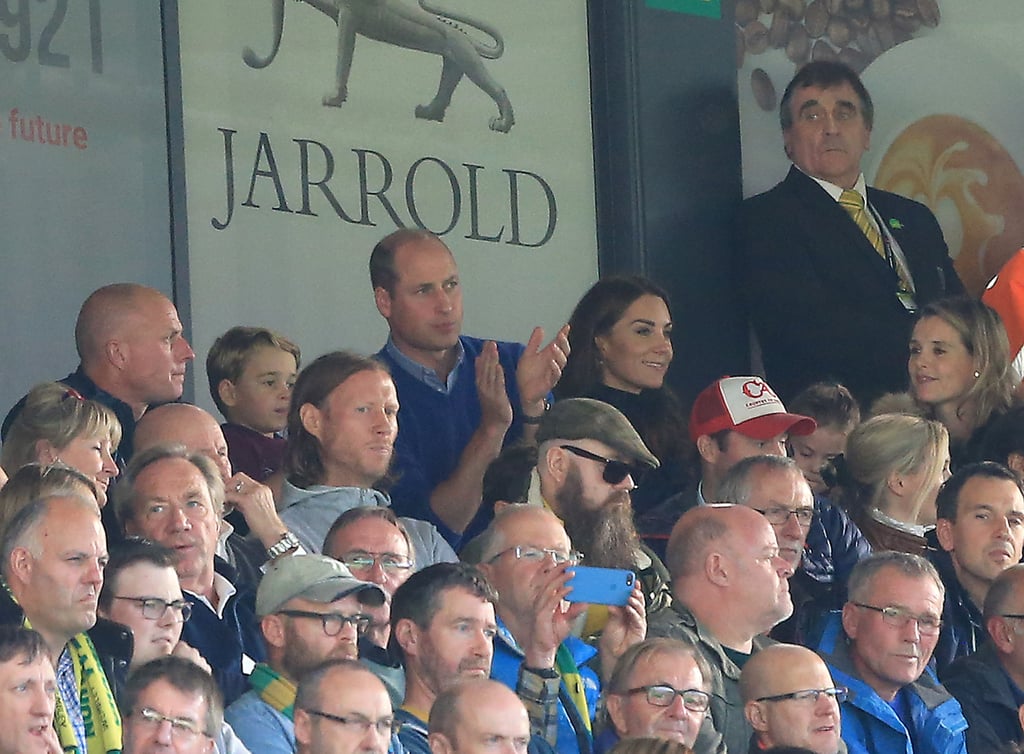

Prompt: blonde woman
[
  {"left": 1, "top": 381, "right": 121, "bottom": 507},
  {"left": 836, "top": 413, "right": 950, "bottom": 555},
  {"left": 908, "top": 295, "right": 1017, "bottom": 467}
]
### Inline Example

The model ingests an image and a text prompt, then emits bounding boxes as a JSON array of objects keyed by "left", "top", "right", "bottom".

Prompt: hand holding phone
[{"left": 565, "top": 566, "right": 636, "bottom": 606}]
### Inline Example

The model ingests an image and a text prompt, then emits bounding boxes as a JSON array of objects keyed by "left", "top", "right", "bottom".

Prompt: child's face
[
  {"left": 789, "top": 425, "right": 849, "bottom": 496},
  {"left": 224, "top": 346, "right": 298, "bottom": 435}
]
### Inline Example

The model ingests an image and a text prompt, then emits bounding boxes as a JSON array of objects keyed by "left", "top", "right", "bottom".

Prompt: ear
[
  {"left": 261, "top": 614, "right": 287, "bottom": 650},
  {"left": 841, "top": 602, "right": 860, "bottom": 640},
  {"left": 1007, "top": 452, "right": 1024, "bottom": 475},
  {"left": 544, "top": 444, "right": 569, "bottom": 486},
  {"left": 106, "top": 338, "right": 129, "bottom": 370},
  {"left": 696, "top": 434, "right": 718, "bottom": 466},
  {"left": 989, "top": 616, "right": 1015, "bottom": 654},
  {"left": 429, "top": 732, "right": 455, "bottom": 754},
  {"left": 394, "top": 618, "right": 418, "bottom": 659},
  {"left": 218, "top": 379, "right": 238, "bottom": 410},
  {"left": 8, "top": 546, "right": 33, "bottom": 586},
  {"left": 706, "top": 551, "right": 729, "bottom": 587},
  {"left": 886, "top": 468, "right": 906, "bottom": 497},
  {"left": 594, "top": 332, "right": 610, "bottom": 360},
  {"left": 34, "top": 439, "right": 59, "bottom": 466},
  {"left": 293, "top": 709, "right": 313, "bottom": 747},
  {"left": 934, "top": 518, "right": 956, "bottom": 553},
  {"left": 605, "top": 694, "right": 628, "bottom": 736},
  {"left": 745, "top": 701, "right": 770, "bottom": 733},
  {"left": 299, "top": 402, "right": 323, "bottom": 440},
  {"left": 374, "top": 287, "right": 392, "bottom": 319}
]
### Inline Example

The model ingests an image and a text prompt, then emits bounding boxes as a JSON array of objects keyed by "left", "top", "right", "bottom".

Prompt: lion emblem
[{"left": 244, "top": 0, "right": 515, "bottom": 133}]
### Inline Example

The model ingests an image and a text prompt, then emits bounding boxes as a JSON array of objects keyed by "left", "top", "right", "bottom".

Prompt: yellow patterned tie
[{"left": 839, "top": 189, "right": 884, "bottom": 256}]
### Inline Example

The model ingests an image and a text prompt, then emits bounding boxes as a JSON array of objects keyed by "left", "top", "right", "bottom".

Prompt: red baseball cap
[{"left": 689, "top": 376, "right": 816, "bottom": 443}]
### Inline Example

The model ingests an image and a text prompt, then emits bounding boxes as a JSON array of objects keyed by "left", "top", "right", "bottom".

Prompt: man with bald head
[
  {"left": 294, "top": 659, "right": 394, "bottom": 754},
  {"left": 647, "top": 504, "right": 794, "bottom": 754},
  {"left": 133, "top": 402, "right": 301, "bottom": 588},
  {"left": 475, "top": 505, "right": 646, "bottom": 754},
  {"left": 945, "top": 563, "right": 1024, "bottom": 753},
  {"left": 429, "top": 679, "right": 536, "bottom": 754},
  {"left": 3, "top": 283, "right": 195, "bottom": 464},
  {"left": 740, "top": 644, "right": 846, "bottom": 754},
  {"left": 0, "top": 495, "right": 129, "bottom": 754}
]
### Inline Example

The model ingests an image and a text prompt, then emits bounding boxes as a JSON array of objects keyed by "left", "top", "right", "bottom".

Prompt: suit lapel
[{"left": 783, "top": 167, "right": 898, "bottom": 287}]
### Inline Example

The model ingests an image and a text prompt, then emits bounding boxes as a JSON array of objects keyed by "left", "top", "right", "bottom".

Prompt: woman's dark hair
[
  {"left": 284, "top": 351, "right": 390, "bottom": 489},
  {"left": 556, "top": 276, "right": 688, "bottom": 467},
  {"left": 557, "top": 276, "right": 672, "bottom": 398}
]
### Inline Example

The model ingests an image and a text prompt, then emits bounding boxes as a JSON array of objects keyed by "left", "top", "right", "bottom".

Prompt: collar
[
  {"left": 384, "top": 336, "right": 465, "bottom": 393},
  {"left": 187, "top": 570, "right": 237, "bottom": 618},
  {"left": 868, "top": 508, "right": 929, "bottom": 537},
  {"left": 797, "top": 166, "right": 868, "bottom": 204}
]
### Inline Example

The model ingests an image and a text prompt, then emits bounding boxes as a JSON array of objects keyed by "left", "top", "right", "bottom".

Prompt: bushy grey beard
[{"left": 556, "top": 464, "right": 642, "bottom": 570}]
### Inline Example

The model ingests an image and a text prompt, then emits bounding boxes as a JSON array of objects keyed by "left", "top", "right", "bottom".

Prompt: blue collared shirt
[{"left": 384, "top": 337, "right": 465, "bottom": 395}]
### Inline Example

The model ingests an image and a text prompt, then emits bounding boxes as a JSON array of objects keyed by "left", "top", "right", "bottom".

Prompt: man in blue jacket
[
  {"left": 816, "top": 551, "right": 967, "bottom": 754},
  {"left": 476, "top": 506, "right": 646, "bottom": 754}
]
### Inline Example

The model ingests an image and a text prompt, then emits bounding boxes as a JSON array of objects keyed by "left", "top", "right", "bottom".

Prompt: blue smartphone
[{"left": 565, "top": 566, "right": 636, "bottom": 606}]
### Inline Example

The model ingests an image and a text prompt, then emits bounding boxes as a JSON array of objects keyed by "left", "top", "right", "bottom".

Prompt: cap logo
[{"left": 742, "top": 378, "right": 772, "bottom": 400}]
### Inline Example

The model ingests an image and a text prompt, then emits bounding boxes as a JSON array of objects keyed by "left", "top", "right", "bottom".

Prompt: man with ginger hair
[
  {"left": 647, "top": 504, "right": 794, "bottom": 754},
  {"left": 740, "top": 644, "right": 846, "bottom": 754}
]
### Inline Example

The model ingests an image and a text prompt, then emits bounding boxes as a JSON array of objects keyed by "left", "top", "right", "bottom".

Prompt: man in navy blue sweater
[
  {"left": 370, "top": 229, "right": 570, "bottom": 544},
  {"left": 116, "top": 444, "right": 266, "bottom": 705}
]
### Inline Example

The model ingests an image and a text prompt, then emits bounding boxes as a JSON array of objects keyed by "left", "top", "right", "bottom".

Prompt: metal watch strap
[{"left": 266, "top": 531, "right": 300, "bottom": 559}]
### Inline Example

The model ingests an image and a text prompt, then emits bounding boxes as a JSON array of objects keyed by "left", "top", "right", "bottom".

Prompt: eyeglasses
[
  {"left": 560, "top": 445, "right": 645, "bottom": 486},
  {"left": 114, "top": 596, "right": 193, "bottom": 623},
  {"left": 751, "top": 506, "right": 815, "bottom": 528},
  {"left": 623, "top": 685, "right": 711, "bottom": 713},
  {"left": 304, "top": 709, "right": 400, "bottom": 737},
  {"left": 756, "top": 686, "right": 848, "bottom": 704},
  {"left": 277, "top": 609, "right": 371, "bottom": 636},
  {"left": 133, "top": 707, "right": 210, "bottom": 740},
  {"left": 852, "top": 603, "right": 942, "bottom": 635},
  {"left": 487, "top": 546, "right": 584, "bottom": 566},
  {"left": 339, "top": 552, "right": 414, "bottom": 572}
]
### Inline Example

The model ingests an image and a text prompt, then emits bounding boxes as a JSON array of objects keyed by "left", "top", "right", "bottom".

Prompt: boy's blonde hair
[
  {"left": 206, "top": 326, "right": 301, "bottom": 416},
  {"left": 1, "top": 382, "right": 122, "bottom": 475}
]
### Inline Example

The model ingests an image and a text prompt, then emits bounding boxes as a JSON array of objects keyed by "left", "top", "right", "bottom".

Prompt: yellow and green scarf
[
  {"left": 52, "top": 632, "right": 121, "bottom": 754},
  {"left": 251, "top": 663, "right": 296, "bottom": 720}
]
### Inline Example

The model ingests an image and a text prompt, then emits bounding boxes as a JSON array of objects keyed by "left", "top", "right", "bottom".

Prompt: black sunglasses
[{"left": 560, "top": 445, "right": 644, "bottom": 486}]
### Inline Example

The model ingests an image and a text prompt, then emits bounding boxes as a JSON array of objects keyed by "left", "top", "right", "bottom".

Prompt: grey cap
[
  {"left": 536, "top": 398, "right": 660, "bottom": 469},
  {"left": 256, "top": 554, "right": 386, "bottom": 617}
]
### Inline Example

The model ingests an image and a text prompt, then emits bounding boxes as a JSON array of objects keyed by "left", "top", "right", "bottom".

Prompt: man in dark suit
[{"left": 739, "top": 61, "right": 963, "bottom": 406}]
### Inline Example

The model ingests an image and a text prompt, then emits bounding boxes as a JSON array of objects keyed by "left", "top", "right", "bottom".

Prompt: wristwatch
[
  {"left": 521, "top": 398, "right": 551, "bottom": 425},
  {"left": 266, "top": 531, "right": 301, "bottom": 560}
]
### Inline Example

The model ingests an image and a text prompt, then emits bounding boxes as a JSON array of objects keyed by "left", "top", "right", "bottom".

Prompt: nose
[
  {"left": 774, "top": 555, "right": 794, "bottom": 579},
  {"left": 766, "top": 438, "right": 787, "bottom": 456},
  {"left": 169, "top": 505, "right": 191, "bottom": 532},
  {"left": 85, "top": 557, "right": 104, "bottom": 586},
  {"left": 616, "top": 472, "right": 636, "bottom": 492},
  {"left": 435, "top": 287, "right": 454, "bottom": 313},
  {"left": 815, "top": 691, "right": 837, "bottom": 715},
  {"left": 154, "top": 718, "right": 175, "bottom": 745},
  {"left": 101, "top": 447, "right": 119, "bottom": 479},
  {"left": 901, "top": 617, "right": 922, "bottom": 643},
  {"left": 30, "top": 685, "right": 53, "bottom": 717},
  {"left": 365, "top": 560, "right": 388, "bottom": 584},
  {"left": 781, "top": 512, "right": 805, "bottom": 541},
  {"left": 177, "top": 338, "right": 196, "bottom": 362},
  {"left": 472, "top": 628, "right": 494, "bottom": 658}
]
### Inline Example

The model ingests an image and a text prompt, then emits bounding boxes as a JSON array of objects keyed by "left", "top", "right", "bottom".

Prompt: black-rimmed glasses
[
  {"left": 852, "top": 603, "right": 942, "bottom": 635},
  {"left": 114, "top": 596, "right": 192, "bottom": 623},
  {"left": 277, "top": 609, "right": 371, "bottom": 636},
  {"left": 304, "top": 709, "right": 400, "bottom": 736},
  {"left": 751, "top": 506, "right": 815, "bottom": 528},
  {"left": 756, "top": 687, "right": 848, "bottom": 704},
  {"left": 560, "top": 445, "right": 644, "bottom": 486},
  {"left": 623, "top": 685, "right": 711, "bottom": 712}
]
